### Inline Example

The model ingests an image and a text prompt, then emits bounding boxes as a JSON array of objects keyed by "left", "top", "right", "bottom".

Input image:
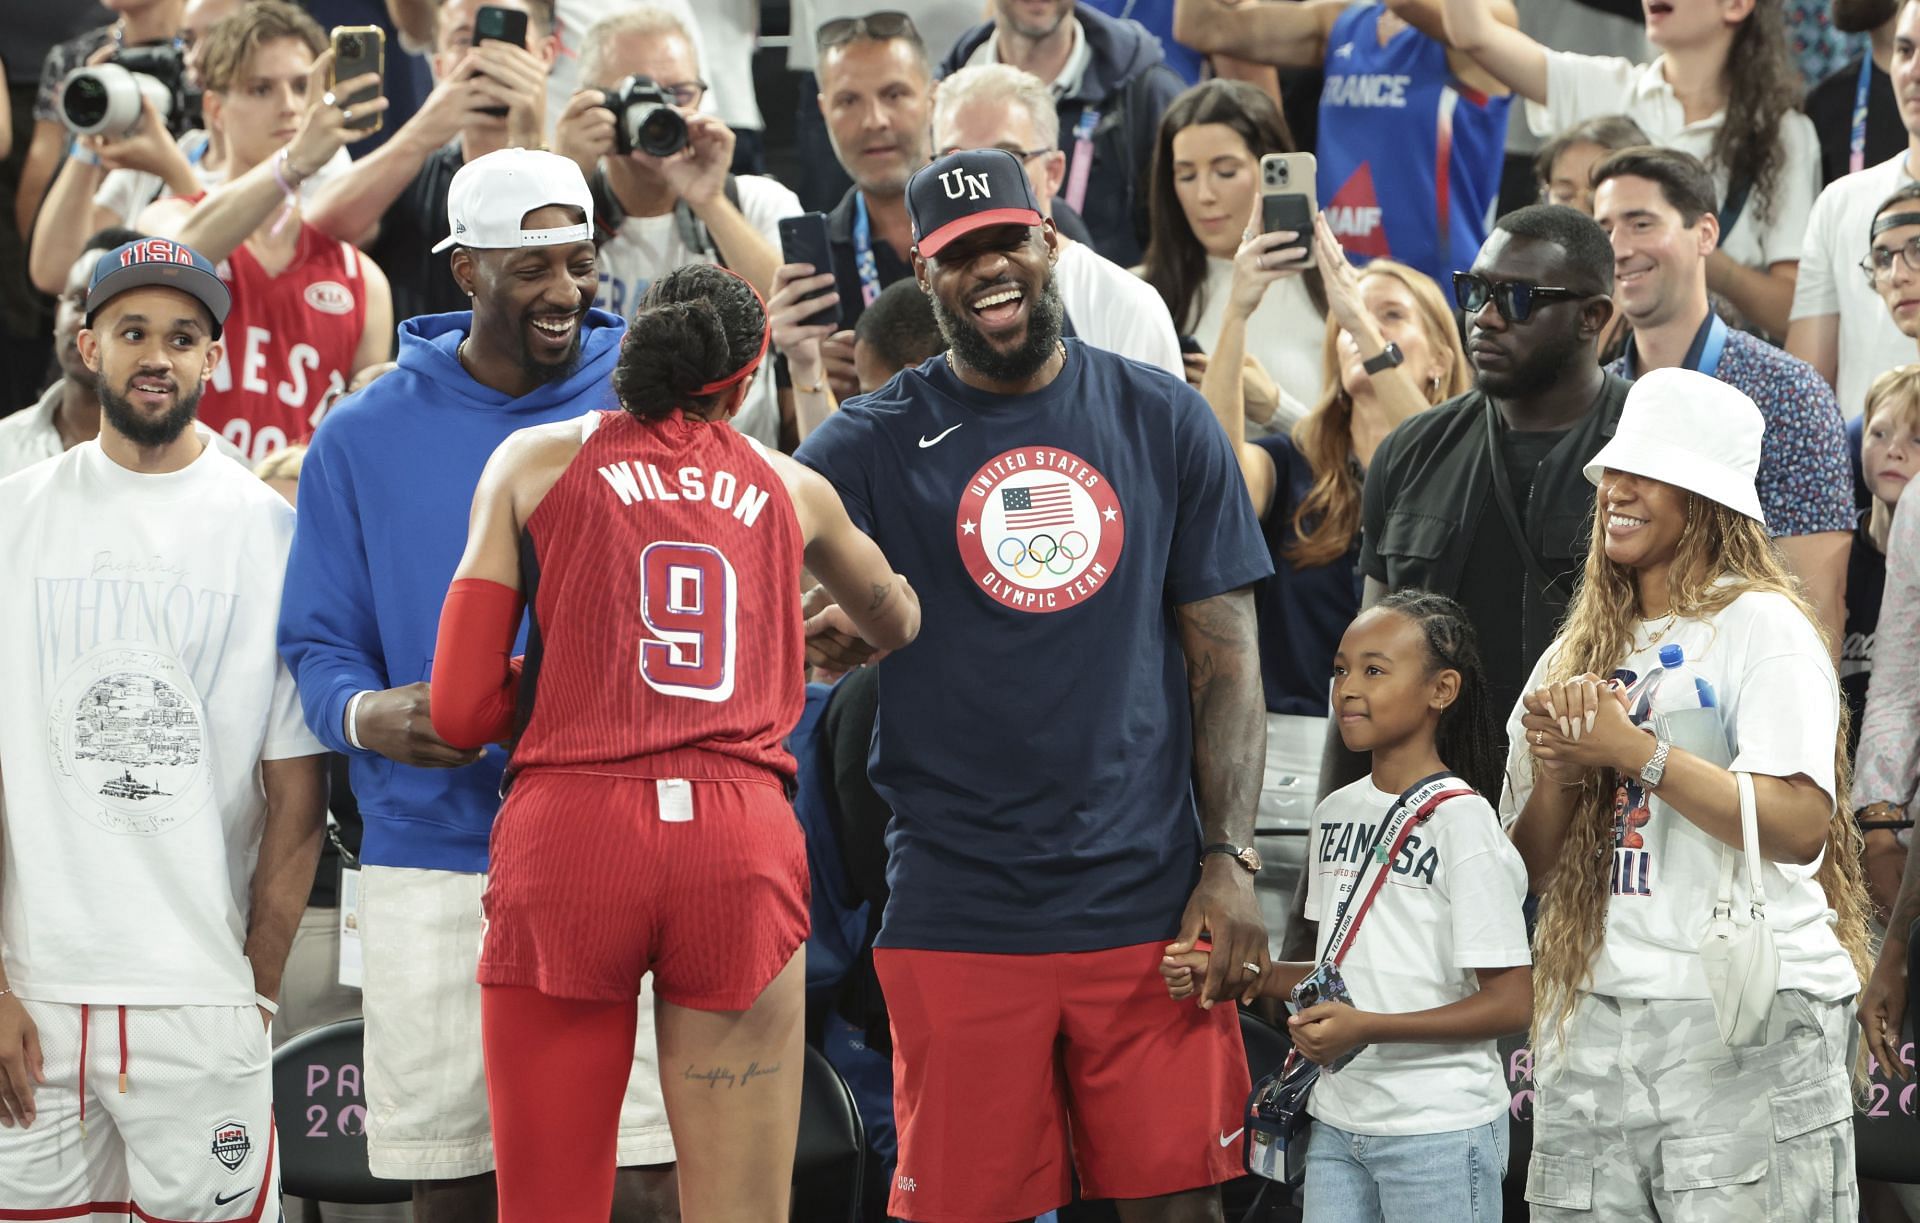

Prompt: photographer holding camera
[
  {"left": 553, "top": 6, "right": 797, "bottom": 445},
  {"left": 138, "top": 0, "right": 392, "bottom": 461},
  {"left": 305, "top": 0, "right": 554, "bottom": 322}
]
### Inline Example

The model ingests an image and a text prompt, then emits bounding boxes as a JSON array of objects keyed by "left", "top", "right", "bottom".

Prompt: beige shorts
[{"left": 358, "top": 865, "right": 674, "bottom": 1180}]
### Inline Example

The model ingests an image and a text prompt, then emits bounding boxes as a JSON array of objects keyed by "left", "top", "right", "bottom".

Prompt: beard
[
  {"left": 1472, "top": 325, "right": 1592, "bottom": 401},
  {"left": 99, "top": 378, "right": 201, "bottom": 448},
  {"left": 930, "top": 276, "right": 1066, "bottom": 385},
  {"left": 1833, "top": 0, "right": 1897, "bottom": 33}
]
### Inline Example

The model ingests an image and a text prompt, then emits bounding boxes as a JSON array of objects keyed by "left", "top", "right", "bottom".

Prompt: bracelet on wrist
[{"left": 792, "top": 379, "right": 826, "bottom": 395}]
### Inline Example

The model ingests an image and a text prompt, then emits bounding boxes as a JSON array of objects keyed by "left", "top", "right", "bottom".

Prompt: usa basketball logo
[
  {"left": 956, "top": 446, "right": 1124, "bottom": 614},
  {"left": 210, "top": 1119, "right": 251, "bottom": 1171}
]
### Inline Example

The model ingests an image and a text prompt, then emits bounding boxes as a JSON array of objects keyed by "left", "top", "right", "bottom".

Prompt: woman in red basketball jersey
[{"left": 428, "top": 264, "right": 919, "bottom": 1222}]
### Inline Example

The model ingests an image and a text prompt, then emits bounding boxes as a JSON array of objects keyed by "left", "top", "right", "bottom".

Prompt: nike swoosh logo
[
  {"left": 1219, "top": 1128, "right": 1245, "bottom": 1147},
  {"left": 214, "top": 1188, "right": 254, "bottom": 1206},
  {"left": 918, "top": 424, "right": 963, "bottom": 448}
]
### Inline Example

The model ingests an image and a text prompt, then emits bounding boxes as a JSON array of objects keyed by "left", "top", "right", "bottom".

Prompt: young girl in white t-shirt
[
  {"left": 1503, "top": 367, "right": 1871, "bottom": 1220},
  {"left": 1164, "top": 590, "right": 1532, "bottom": 1222}
]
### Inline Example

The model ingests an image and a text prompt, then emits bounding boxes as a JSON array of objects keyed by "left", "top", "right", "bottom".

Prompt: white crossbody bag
[{"left": 1697, "top": 771, "right": 1778, "bottom": 1047}]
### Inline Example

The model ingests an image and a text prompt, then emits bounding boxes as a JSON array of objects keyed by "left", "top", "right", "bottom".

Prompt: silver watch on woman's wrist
[{"left": 1638, "top": 738, "right": 1672, "bottom": 790}]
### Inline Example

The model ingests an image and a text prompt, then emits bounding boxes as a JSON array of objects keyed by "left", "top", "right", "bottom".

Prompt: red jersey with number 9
[{"left": 508, "top": 409, "right": 805, "bottom": 787}]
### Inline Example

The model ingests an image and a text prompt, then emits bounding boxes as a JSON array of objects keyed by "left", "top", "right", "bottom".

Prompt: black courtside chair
[
  {"left": 271, "top": 1018, "right": 409, "bottom": 1204},
  {"left": 792, "top": 1041, "right": 866, "bottom": 1223}
]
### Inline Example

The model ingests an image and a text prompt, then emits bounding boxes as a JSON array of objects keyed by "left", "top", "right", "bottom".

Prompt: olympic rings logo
[{"left": 995, "top": 531, "right": 1090, "bottom": 578}]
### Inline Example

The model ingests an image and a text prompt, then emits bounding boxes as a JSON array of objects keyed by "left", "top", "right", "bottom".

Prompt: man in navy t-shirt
[{"left": 795, "top": 149, "right": 1274, "bottom": 1223}]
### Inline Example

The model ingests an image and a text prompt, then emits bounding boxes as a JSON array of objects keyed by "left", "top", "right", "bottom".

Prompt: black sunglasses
[
  {"left": 816, "top": 11, "right": 920, "bottom": 51},
  {"left": 1452, "top": 272, "right": 1586, "bottom": 323}
]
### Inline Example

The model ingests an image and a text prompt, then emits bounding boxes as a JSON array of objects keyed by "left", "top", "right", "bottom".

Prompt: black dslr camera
[
  {"left": 59, "top": 43, "right": 194, "bottom": 139},
  {"left": 599, "top": 74, "right": 688, "bottom": 158}
]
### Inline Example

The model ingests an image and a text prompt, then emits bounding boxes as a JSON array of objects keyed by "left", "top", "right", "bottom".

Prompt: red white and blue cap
[
  {"left": 906, "top": 148, "right": 1045, "bottom": 258},
  {"left": 86, "top": 237, "right": 231, "bottom": 339}
]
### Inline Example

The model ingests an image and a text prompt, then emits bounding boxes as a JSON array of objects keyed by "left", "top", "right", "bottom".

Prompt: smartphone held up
[
  {"left": 329, "top": 25, "right": 385, "bottom": 135},
  {"left": 1259, "top": 152, "right": 1317, "bottom": 270}
]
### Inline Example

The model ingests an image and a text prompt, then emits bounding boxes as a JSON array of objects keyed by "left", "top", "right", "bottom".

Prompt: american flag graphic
[{"left": 1001, "top": 481, "right": 1076, "bottom": 529}]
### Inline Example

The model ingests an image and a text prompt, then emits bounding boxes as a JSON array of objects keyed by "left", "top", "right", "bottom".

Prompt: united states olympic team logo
[{"left": 956, "top": 446, "right": 1125, "bottom": 614}]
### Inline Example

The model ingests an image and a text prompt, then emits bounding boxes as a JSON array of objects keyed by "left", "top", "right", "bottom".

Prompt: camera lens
[
  {"left": 634, "top": 105, "right": 688, "bottom": 158},
  {"left": 63, "top": 75, "right": 112, "bottom": 129},
  {"left": 340, "top": 33, "right": 362, "bottom": 57}
]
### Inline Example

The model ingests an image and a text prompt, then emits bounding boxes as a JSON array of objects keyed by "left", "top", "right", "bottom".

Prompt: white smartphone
[{"left": 1259, "top": 152, "right": 1317, "bottom": 269}]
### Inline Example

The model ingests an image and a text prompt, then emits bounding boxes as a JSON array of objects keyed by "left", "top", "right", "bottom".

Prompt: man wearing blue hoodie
[
  {"left": 278, "top": 148, "right": 676, "bottom": 1222},
  {"left": 942, "top": 0, "right": 1186, "bottom": 268}
]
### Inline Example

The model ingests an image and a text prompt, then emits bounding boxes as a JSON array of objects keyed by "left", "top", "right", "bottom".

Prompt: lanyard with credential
[
  {"left": 1063, "top": 107, "right": 1100, "bottom": 216},
  {"left": 852, "top": 191, "right": 882, "bottom": 308},
  {"left": 1852, "top": 53, "right": 1875, "bottom": 175},
  {"left": 1693, "top": 313, "right": 1730, "bottom": 379}
]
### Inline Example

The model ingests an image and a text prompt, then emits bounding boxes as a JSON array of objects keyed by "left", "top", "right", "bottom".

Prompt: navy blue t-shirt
[
  {"left": 795, "top": 340, "right": 1273, "bottom": 953},
  {"left": 1252, "top": 435, "right": 1362, "bottom": 715}
]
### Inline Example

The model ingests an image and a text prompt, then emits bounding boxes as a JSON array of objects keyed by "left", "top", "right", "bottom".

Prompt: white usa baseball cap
[{"left": 432, "top": 148, "right": 595, "bottom": 254}]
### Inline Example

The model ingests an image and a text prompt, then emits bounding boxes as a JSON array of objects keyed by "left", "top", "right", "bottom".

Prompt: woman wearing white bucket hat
[{"left": 1499, "top": 366, "right": 1873, "bottom": 1219}]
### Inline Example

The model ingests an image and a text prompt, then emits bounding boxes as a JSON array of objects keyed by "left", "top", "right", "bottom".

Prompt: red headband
[{"left": 690, "top": 268, "right": 772, "bottom": 396}]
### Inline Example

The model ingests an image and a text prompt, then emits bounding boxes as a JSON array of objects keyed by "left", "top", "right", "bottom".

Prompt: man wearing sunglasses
[{"left": 1334, "top": 205, "right": 1624, "bottom": 793}]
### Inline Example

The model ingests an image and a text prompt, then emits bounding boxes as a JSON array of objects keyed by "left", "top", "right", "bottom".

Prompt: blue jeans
[{"left": 1303, "top": 1114, "right": 1509, "bottom": 1222}]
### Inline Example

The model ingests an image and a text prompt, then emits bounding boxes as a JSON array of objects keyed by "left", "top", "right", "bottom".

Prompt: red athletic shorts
[
  {"left": 875, "top": 942, "right": 1248, "bottom": 1222},
  {"left": 478, "top": 769, "right": 808, "bottom": 1010}
]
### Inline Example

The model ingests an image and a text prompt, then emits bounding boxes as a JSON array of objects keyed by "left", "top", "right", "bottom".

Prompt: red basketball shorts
[
  {"left": 478, "top": 769, "right": 808, "bottom": 1011},
  {"left": 875, "top": 942, "right": 1249, "bottom": 1222}
]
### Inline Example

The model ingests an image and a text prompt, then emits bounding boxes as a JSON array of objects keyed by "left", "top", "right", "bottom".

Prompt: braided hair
[
  {"left": 612, "top": 264, "right": 767, "bottom": 421},
  {"left": 1375, "top": 590, "right": 1504, "bottom": 800}
]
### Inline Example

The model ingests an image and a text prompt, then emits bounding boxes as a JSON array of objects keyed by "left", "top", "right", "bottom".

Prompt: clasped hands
[{"left": 1519, "top": 673, "right": 1652, "bottom": 781}]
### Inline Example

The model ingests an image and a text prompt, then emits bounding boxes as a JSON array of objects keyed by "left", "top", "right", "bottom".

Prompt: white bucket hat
[{"left": 1583, "top": 367, "right": 1766, "bottom": 526}]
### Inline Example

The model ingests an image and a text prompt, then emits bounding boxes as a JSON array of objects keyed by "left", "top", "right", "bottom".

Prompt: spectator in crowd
[
  {"left": 775, "top": 275, "right": 942, "bottom": 440},
  {"left": 1843, "top": 366, "right": 1920, "bottom": 923},
  {"left": 277, "top": 148, "right": 676, "bottom": 1223},
  {"left": 0, "top": 226, "right": 144, "bottom": 477},
  {"left": 1209, "top": 219, "right": 1469, "bottom": 713},
  {"left": 26, "top": 0, "right": 238, "bottom": 298},
  {"left": 795, "top": 149, "right": 1272, "bottom": 1222},
  {"left": 1349, "top": 204, "right": 1624, "bottom": 774},
  {"left": 1506, "top": 367, "right": 1872, "bottom": 1222},
  {"left": 556, "top": 6, "right": 797, "bottom": 445},
  {"left": 1444, "top": 0, "right": 1817, "bottom": 338},
  {"left": 933, "top": 63, "right": 1182, "bottom": 377},
  {"left": 1806, "top": 0, "right": 1903, "bottom": 186},
  {"left": 16, "top": 0, "right": 185, "bottom": 241},
  {"left": 1788, "top": 0, "right": 1920, "bottom": 421},
  {"left": 140, "top": 1, "right": 393, "bottom": 461},
  {"left": 1174, "top": 0, "right": 1517, "bottom": 287},
  {"left": 1140, "top": 79, "right": 1327, "bottom": 435},
  {"left": 693, "top": 0, "right": 766, "bottom": 173},
  {"left": 306, "top": 0, "right": 554, "bottom": 324},
  {"left": 943, "top": 0, "right": 1186, "bottom": 267},
  {"left": 0, "top": 234, "right": 328, "bottom": 1218},
  {"left": 1533, "top": 114, "right": 1651, "bottom": 214},
  {"left": 853, "top": 278, "right": 944, "bottom": 395},
  {"left": 1788, "top": 0, "right": 1868, "bottom": 89},
  {"left": 1591, "top": 146, "right": 1855, "bottom": 653}
]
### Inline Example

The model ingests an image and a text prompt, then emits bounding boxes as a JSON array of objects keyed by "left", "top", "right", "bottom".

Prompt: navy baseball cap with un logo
[{"left": 906, "top": 148, "right": 1045, "bottom": 259}]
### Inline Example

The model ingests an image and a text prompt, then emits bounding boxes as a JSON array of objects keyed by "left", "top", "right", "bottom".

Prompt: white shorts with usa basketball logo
[{"left": 0, "top": 1000, "right": 278, "bottom": 1221}]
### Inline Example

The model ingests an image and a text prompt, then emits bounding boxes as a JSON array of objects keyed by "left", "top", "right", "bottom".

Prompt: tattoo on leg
[{"left": 681, "top": 1061, "right": 783, "bottom": 1090}]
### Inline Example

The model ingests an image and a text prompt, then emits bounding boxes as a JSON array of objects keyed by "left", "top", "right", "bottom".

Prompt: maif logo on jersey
[{"left": 956, "top": 446, "right": 1124, "bottom": 614}]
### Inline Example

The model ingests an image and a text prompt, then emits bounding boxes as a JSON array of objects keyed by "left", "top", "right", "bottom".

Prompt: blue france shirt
[{"left": 795, "top": 341, "right": 1274, "bottom": 953}]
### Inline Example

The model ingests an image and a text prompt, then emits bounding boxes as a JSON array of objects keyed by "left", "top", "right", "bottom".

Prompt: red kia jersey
[
  {"left": 198, "top": 214, "right": 368, "bottom": 462},
  {"left": 510, "top": 410, "right": 806, "bottom": 786}
]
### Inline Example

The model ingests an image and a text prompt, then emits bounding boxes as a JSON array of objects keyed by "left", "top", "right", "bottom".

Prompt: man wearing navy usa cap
[
  {"left": 0, "top": 233, "right": 328, "bottom": 1218},
  {"left": 795, "top": 147, "right": 1273, "bottom": 1222}
]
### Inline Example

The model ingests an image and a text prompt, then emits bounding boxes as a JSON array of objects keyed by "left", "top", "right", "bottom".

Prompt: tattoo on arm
[
  {"left": 868, "top": 581, "right": 891, "bottom": 612},
  {"left": 1176, "top": 589, "right": 1264, "bottom": 846}
]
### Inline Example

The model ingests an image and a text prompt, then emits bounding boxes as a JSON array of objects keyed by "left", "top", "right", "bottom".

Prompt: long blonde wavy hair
[{"left": 1530, "top": 493, "right": 1874, "bottom": 1056}]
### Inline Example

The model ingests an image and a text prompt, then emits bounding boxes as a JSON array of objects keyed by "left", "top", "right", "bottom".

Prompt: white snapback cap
[
  {"left": 433, "top": 147, "right": 595, "bottom": 254},
  {"left": 1583, "top": 366, "right": 1767, "bottom": 526}
]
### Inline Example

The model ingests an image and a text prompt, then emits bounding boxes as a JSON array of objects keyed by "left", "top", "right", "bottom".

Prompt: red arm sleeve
[{"left": 430, "top": 578, "right": 527, "bottom": 749}]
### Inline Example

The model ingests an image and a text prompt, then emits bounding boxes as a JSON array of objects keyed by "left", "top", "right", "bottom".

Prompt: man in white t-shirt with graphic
[
  {"left": 0, "top": 236, "right": 327, "bottom": 1219},
  {"left": 1786, "top": 0, "right": 1920, "bottom": 419},
  {"left": 932, "top": 62, "right": 1183, "bottom": 378},
  {"left": 552, "top": 5, "right": 799, "bottom": 444}
]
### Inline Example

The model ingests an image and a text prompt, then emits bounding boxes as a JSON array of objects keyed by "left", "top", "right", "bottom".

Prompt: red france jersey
[
  {"left": 510, "top": 410, "right": 806, "bottom": 786},
  {"left": 197, "top": 214, "right": 367, "bottom": 462}
]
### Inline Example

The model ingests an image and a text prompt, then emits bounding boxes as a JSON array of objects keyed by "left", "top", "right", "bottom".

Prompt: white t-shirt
[
  {"left": 0, "top": 426, "right": 324, "bottom": 1007},
  {"left": 1302, "top": 778, "right": 1531, "bottom": 1136},
  {"left": 1190, "top": 255, "right": 1324, "bottom": 435},
  {"left": 691, "top": 0, "right": 763, "bottom": 131},
  {"left": 593, "top": 173, "right": 800, "bottom": 446},
  {"left": 1055, "top": 240, "right": 1182, "bottom": 379},
  {"left": 1500, "top": 590, "right": 1858, "bottom": 1003},
  {"left": 96, "top": 139, "right": 352, "bottom": 226},
  {"left": 785, "top": 0, "right": 981, "bottom": 73},
  {"left": 1789, "top": 151, "right": 1919, "bottom": 419},
  {"left": 1529, "top": 51, "right": 1819, "bottom": 271}
]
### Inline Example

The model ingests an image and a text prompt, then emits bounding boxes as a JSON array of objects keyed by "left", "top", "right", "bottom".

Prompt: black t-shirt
[
  {"left": 365, "top": 140, "right": 468, "bottom": 325},
  {"left": 1843, "top": 511, "right": 1886, "bottom": 763},
  {"left": 1807, "top": 56, "right": 1904, "bottom": 187},
  {"left": 1456, "top": 424, "right": 1571, "bottom": 719}
]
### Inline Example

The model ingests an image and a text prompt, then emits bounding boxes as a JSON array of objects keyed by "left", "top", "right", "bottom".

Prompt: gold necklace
[{"left": 1644, "top": 611, "right": 1679, "bottom": 645}]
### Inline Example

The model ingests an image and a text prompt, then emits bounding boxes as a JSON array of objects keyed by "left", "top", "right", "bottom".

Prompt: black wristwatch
[
  {"left": 1361, "top": 341, "right": 1404, "bottom": 375},
  {"left": 1201, "top": 843, "right": 1262, "bottom": 874}
]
